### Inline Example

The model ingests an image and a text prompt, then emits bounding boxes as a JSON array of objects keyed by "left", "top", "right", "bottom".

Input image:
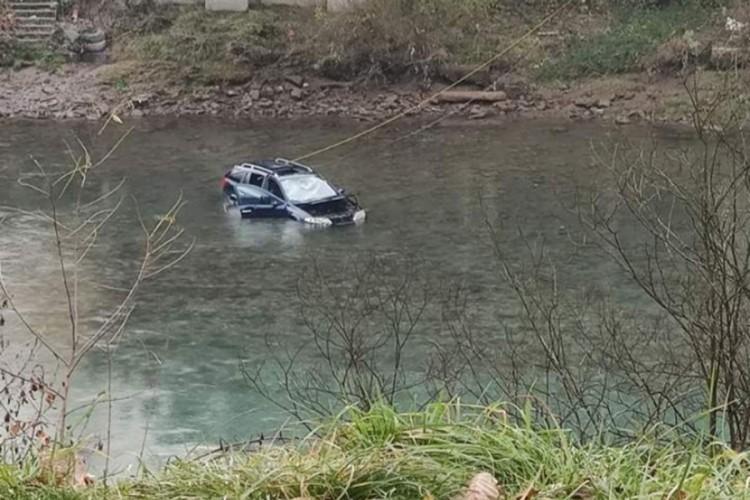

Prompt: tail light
[{"left": 220, "top": 176, "right": 228, "bottom": 189}]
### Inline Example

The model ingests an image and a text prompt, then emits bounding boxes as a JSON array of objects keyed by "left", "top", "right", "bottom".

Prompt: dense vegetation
[
  {"left": 101, "top": 0, "right": 741, "bottom": 84},
  {"left": 3, "top": 403, "right": 750, "bottom": 499}
]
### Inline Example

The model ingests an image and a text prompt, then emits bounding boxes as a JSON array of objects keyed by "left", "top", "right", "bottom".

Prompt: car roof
[{"left": 232, "top": 158, "right": 314, "bottom": 177}]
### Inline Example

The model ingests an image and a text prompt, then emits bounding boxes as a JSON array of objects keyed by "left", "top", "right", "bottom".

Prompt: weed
[
  {"left": 2, "top": 403, "right": 748, "bottom": 499},
  {"left": 538, "top": 3, "right": 716, "bottom": 80},
  {"left": 117, "top": 7, "right": 287, "bottom": 84}
]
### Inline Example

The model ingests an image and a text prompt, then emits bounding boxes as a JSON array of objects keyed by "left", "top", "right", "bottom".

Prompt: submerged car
[{"left": 221, "top": 158, "right": 366, "bottom": 226}]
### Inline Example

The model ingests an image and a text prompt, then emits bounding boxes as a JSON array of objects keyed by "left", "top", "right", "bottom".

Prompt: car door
[
  {"left": 253, "top": 177, "right": 289, "bottom": 219},
  {"left": 235, "top": 185, "right": 272, "bottom": 218}
]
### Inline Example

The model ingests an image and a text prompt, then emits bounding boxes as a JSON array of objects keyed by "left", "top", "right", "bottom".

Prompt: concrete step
[
  {"left": 15, "top": 25, "right": 55, "bottom": 32},
  {"left": 14, "top": 33, "right": 54, "bottom": 41},
  {"left": 8, "top": 1, "right": 56, "bottom": 6},
  {"left": 10, "top": 1, "right": 60, "bottom": 42},
  {"left": 11, "top": 9, "right": 56, "bottom": 18},
  {"left": 15, "top": 18, "right": 56, "bottom": 26},
  {"left": 9, "top": 4, "right": 56, "bottom": 12},
  {"left": 14, "top": 25, "right": 56, "bottom": 34}
]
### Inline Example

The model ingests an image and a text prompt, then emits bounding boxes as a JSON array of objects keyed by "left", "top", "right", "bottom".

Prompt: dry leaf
[
  {"left": 37, "top": 449, "right": 94, "bottom": 489},
  {"left": 516, "top": 484, "right": 538, "bottom": 500},
  {"left": 111, "top": 114, "right": 123, "bottom": 125},
  {"left": 571, "top": 480, "right": 597, "bottom": 499},
  {"left": 459, "top": 472, "right": 502, "bottom": 500},
  {"left": 45, "top": 390, "right": 56, "bottom": 407}
]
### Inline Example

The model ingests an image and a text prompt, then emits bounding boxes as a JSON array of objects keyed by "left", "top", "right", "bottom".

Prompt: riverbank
[
  {"left": 2, "top": 403, "right": 748, "bottom": 499},
  {"left": 0, "top": 62, "right": 738, "bottom": 126},
  {"left": 2, "top": 0, "right": 749, "bottom": 125}
]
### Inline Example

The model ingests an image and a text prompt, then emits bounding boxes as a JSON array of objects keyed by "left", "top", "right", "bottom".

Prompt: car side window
[
  {"left": 267, "top": 178, "right": 284, "bottom": 200},
  {"left": 249, "top": 173, "right": 264, "bottom": 187},
  {"left": 236, "top": 185, "right": 263, "bottom": 204},
  {"left": 227, "top": 171, "right": 242, "bottom": 182}
]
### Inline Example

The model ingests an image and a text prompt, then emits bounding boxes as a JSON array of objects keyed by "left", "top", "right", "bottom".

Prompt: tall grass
[
  {"left": 2, "top": 402, "right": 750, "bottom": 498},
  {"left": 538, "top": 2, "right": 715, "bottom": 80},
  {"left": 116, "top": 7, "right": 288, "bottom": 83}
]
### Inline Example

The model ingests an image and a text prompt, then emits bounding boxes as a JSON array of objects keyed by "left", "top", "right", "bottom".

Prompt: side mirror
[
  {"left": 229, "top": 193, "right": 238, "bottom": 202},
  {"left": 270, "top": 198, "right": 282, "bottom": 207}
]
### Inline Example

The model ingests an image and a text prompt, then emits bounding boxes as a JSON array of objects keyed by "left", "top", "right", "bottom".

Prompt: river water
[{"left": 0, "top": 117, "right": 691, "bottom": 472}]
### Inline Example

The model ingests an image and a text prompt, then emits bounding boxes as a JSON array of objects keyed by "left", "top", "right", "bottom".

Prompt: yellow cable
[{"left": 294, "top": 0, "right": 575, "bottom": 162}]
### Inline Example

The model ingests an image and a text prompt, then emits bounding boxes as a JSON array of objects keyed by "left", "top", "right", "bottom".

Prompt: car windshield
[{"left": 280, "top": 175, "right": 338, "bottom": 203}]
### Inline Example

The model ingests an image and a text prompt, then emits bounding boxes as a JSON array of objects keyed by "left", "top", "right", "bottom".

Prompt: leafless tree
[
  {"left": 576, "top": 75, "right": 750, "bottom": 449},
  {"left": 243, "top": 255, "right": 464, "bottom": 423},
  {"left": 0, "top": 120, "right": 193, "bottom": 482}
]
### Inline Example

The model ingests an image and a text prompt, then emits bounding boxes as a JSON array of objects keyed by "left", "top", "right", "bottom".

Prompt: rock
[
  {"left": 258, "top": 98, "right": 273, "bottom": 108},
  {"left": 382, "top": 94, "right": 399, "bottom": 108},
  {"left": 615, "top": 115, "right": 631, "bottom": 125},
  {"left": 131, "top": 93, "right": 153, "bottom": 108},
  {"left": 492, "top": 74, "right": 530, "bottom": 99},
  {"left": 493, "top": 100, "right": 516, "bottom": 112},
  {"left": 225, "top": 88, "right": 239, "bottom": 97},
  {"left": 285, "top": 75, "right": 304, "bottom": 88},
  {"left": 596, "top": 98, "right": 611, "bottom": 108},
  {"left": 259, "top": 86, "right": 274, "bottom": 99},
  {"left": 469, "top": 106, "right": 494, "bottom": 120},
  {"left": 249, "top": 89, "right": 261, "bottom": 100},
  {"left": 535, "top": 100, "right": 548, "bottom": 111},
  {"left": 192, "top": 91, "right": 210, "bottom": 102},
  {"left": 290, "top": 88, "right": 303, "bottom": 100},
  {"left": 628, "top": 110, "right": 645, "bottom": 121},
  {"left": 574, "top": 97, "right": 596, "bottom": 108}
]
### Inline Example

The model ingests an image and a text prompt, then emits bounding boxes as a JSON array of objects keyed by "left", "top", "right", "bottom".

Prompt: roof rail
[
  {"left": 237, "top": 163, "right": 272, "bottom": 174},
  {"left": 275, "top": 158, "right": 313, "bottom": 172}
]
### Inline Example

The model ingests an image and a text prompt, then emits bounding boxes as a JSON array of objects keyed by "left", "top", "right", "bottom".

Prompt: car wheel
[
  {"left": 83, "top": 39, "right": 107, "bottom": 53},
  {"left": 80, "top": 29, "right": 105, "bottom": 44}
]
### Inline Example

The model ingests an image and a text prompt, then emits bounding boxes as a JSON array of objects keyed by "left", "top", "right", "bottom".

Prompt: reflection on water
[{"left": 0, "top": 117, "right": 691, "bottom": 471}]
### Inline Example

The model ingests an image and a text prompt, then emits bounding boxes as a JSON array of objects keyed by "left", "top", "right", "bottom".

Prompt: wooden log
[{"left": 433, "top": 91, "right": 507, "bottom": 104}]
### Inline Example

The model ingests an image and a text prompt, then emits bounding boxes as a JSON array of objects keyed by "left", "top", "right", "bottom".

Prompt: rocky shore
[{"left": 0, "top": 62, "right": 718, "bottom": 125}]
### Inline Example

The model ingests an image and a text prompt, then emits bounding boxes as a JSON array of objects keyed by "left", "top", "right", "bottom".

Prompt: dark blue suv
[{"left": 221, "top": 158, "right": 366, "bottom": 226}]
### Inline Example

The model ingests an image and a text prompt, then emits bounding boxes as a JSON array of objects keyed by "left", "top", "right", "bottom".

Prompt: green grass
[
  {"left": 2, "top": 403, "right": 750, "bottom": 499},
  {"left": 0, "top": 41, "right": 65, "bottom": 70},
  {"left": 538, "top": 3, "right": 715, "bottom": 80}
]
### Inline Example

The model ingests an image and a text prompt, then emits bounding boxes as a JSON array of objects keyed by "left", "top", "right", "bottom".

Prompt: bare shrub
[
  {"left": 0, "top": 122, "right": 192, "bottom": 480},
  {"left": 243, "top": 255, "right": 465, "bottom": 422}
]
